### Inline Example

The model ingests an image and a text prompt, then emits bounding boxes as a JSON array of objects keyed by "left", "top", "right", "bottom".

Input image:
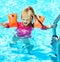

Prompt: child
[{"left": 0, "top": 6, "right": 53, "bottom": 54}]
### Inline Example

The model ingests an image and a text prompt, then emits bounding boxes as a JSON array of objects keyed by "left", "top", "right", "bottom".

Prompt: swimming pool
[{"left": 0, "top": 0, "right": 60, "bottom": 62}]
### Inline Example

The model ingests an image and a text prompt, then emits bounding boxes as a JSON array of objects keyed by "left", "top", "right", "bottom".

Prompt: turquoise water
[{"left": 0, "top": 0, "right": 60, "bottom": 62}]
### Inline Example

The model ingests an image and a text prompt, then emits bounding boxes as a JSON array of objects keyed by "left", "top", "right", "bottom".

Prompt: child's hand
[
  {"left": 3, "top": 23, "right": 9, "bottom": 28},
  {"left": 2, "top": 23, "right": 6, "bottom": 26},
  {"left": 46, "top": 24, "right": 57, "bottom": 29},
  {"left": 51, "top": 24, "right": 57, "bottom": 28},
  {"left": 0, "top": 23, "right": 7, "bottom": 27},
  {"left": 49, "top": 24, "right": 54, "bottom": 28},
  {"left": 0, "top": 23, "right": 4, "bottom": 26},
  {"left": 0, "top": 23, "right": 9, "bottom": 28}
]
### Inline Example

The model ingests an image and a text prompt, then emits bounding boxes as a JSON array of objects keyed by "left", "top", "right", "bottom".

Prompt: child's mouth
[
  {"left": 24, "top": 22, "right": 28, "bottom": 24},
  {"left": 24, "top": 23, "right": 28, "bottom": 26}
]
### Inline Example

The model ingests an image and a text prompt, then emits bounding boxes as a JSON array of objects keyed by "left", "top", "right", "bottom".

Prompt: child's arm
[
  {"left": 46, "top": 24, "right": 54, "bottom": 29},
  {"left": 0, "top": 23, "right": 9, "bottom": 28},
  {"left": 41, "top": 24, "right": 53, "bottom": 30}
]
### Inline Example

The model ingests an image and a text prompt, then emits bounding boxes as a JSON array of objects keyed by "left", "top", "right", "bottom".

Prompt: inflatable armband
[
  {"left": 34, "top": 15, "right": 45, "bottom": 28},
  {"left": 8, "top": 14, "right": 17, "bottom": 27}
]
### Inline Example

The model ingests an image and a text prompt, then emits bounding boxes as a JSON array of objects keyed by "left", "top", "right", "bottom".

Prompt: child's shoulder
[
  {"left": 17, "top": 22, "right": 24, "bottom": 27},
  {"left": 17, "top": 22, "right": 23, "bottom": 25}
]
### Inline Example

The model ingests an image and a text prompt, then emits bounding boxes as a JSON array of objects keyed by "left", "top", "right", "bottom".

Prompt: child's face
[{"left": 22, "top": 16, "right": 32, "bottom": 26}]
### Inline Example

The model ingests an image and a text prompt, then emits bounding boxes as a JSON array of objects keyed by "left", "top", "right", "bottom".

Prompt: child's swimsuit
[
  {"left": 16, "top": 22, "right": 32, "bottom": 37},
  {"left": 6, "top": 22, "right": 32, "bottom": 38}
]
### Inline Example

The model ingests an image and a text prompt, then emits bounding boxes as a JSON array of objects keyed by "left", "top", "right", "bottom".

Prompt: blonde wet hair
[{"left": 21, "top": 6, "right": 35, "bottom": 20}]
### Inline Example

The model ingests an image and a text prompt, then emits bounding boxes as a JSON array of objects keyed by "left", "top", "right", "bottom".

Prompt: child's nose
[{"left": 24, "top": 20, "right": 27, "bottom": 22}]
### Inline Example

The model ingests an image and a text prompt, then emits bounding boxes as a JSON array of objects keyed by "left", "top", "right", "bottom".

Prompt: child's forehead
[
  {"left": 21, "top": 10, "right": 33, "bottom": 17},
  {"left": 22, "top": 16, "right": 31, "bottom": 19},
  {"left": 22, "top": 15, "right": 31, "bottom": 18}
]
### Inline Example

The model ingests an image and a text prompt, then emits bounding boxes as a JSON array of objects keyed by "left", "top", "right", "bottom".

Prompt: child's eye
[{"left": 22, "top": 19, "right": 24, "bottom": 20}]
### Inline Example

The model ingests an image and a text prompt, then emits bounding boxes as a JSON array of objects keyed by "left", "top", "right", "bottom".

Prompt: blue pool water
[{"left": 0, "top": 0, "right": 60, "bottom": 62}]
